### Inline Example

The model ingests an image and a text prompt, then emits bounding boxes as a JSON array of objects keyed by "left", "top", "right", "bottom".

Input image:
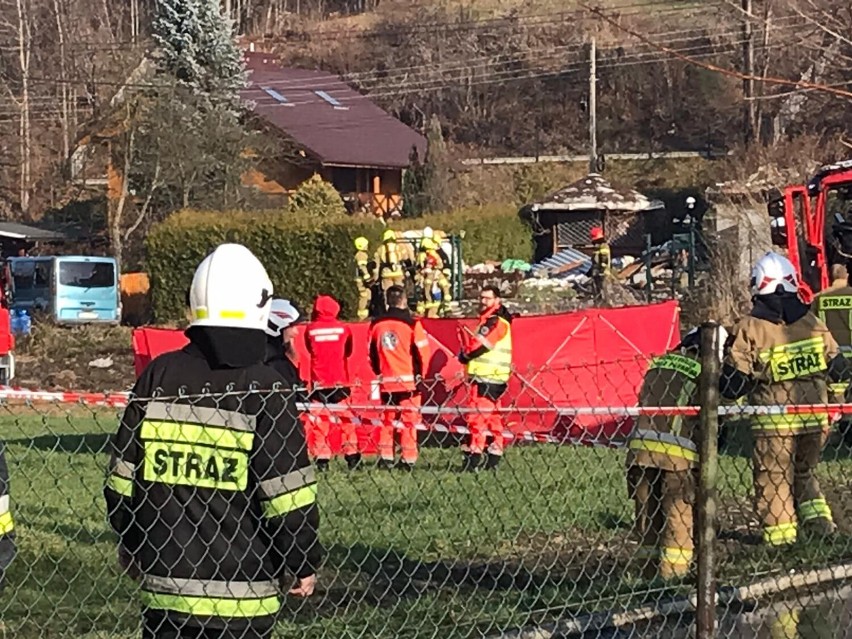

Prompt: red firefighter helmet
[{"left": 590, "top": 226, "right": 605, "bottom": 242}]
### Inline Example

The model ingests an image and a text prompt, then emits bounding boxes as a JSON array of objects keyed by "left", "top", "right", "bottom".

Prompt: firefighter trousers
[
  {"left": 380, "top": 274, "right": 405, "bottom": 293},
  {"left": 627, "top": 465, "right": 694, "bottom": 579},
  {"left": 420, "top": 270, "right": 441, "bottom": 318},
  {"left": 378, "top": 392, "right": 420, "bottom": 464},
  {"left": 753, "top": 431, "right": 834, "bottom": 546},
  {"left": 310, "top": 387, "right": 358, "bottom": 460},
  {"left": 356, "top": 280, "right": 371, "bottom": 320},
  {"left": 467, "top": 382, "right": 507, "bottom": 456}
]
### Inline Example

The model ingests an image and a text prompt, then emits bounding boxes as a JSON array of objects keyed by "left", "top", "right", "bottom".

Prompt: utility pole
[
  {"left": 742, "top": 0, "right": 756, "bottom": 144},
  {"left": 588, "top": 37, "right": 598, "bottom": 174}
]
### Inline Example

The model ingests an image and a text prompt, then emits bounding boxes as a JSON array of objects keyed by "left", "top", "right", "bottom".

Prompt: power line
[{"left": 20, "top": 17, "right": 802, "bottom": 100}]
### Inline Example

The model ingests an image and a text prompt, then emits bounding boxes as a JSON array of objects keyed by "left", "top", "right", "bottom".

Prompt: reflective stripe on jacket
[{"left": 627, "top": 353, "right": 701, "bottom": 472}]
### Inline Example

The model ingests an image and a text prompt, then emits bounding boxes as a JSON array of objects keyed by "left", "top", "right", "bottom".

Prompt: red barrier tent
[{"left": 132, "top": 301, "right": 680, "bottom": 452}]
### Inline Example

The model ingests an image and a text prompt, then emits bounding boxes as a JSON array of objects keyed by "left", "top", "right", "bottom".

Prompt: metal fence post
[{"left": 696, "top": 321, "right": 721, "bottom": 638}]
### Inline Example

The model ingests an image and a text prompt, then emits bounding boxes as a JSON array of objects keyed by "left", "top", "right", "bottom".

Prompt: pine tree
[
  {"left": 152, "top": 0, "right": 245, "bottom": 107},
  {"left": 423, "top": 115, "right": 450, "bottom": 213},
  {"left": 402, "top": 145, "right": 425, "bottom": 217}
]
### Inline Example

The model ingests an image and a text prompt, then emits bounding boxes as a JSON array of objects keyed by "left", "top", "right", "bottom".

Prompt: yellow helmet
[
  {"left": 354, "top": 236, "right": 369, "bottom": 251},
  {"left": 382, "top": 229, "right": 397, "bottom": 243}
]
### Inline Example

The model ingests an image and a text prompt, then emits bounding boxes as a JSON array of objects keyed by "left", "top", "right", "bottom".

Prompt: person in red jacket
[
  {"left": 369, "top": 286, "right": 431, "bottom": 470},
  {"left": 304, "top": 295, "right": 360, "bottom": 471}
]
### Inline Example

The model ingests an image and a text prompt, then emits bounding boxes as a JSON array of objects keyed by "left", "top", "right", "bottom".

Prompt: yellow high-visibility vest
[{"left": 467, "top": 318, "right": 513, "bottom": 383}]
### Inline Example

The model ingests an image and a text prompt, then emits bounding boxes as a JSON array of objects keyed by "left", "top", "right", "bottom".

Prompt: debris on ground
[
  {"left": 15, "top": 324, "right": 136, "bottom": 392},
  {"left": 88, "top": 356, "right": 114, "bottom": 369}
]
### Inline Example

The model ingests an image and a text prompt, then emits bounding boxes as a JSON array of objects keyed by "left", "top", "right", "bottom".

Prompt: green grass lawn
[{"left": 2, "top": 411, "right": 852, "bottom": 638}]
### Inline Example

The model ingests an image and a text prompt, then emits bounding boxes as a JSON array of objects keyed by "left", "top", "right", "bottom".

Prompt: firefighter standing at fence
[
  {"left": 353, "top": 237, "right": 374, "bottom": 321},
  {"left": 104, "top": 244, "right": 321, "bottom": 639},
  {"left": 627, "top": 326, "right": 726, "bottom": 580},
  {"left": 417, "top": 237, "right": 446, "bottom": 318},
  {"left": 457, "top": 285, "right": 514, "bottom": 472},
  {"left": 722, "top": 251, "right": 851, "bottom": 547},
  {"left": 433, "top": 230, "right": 454, "bottom": 311},
  {"left": 0, "top": 441, "right": 15, "bottom": 593},
  {"left": 304, "top": 295, "right": 360, "bottom": 472},
  {"left": 588, "top": 226, "right": 612, "bottom": 303},
  {"left": 369, "top": 286, "right": 431, "bottom": 470}
]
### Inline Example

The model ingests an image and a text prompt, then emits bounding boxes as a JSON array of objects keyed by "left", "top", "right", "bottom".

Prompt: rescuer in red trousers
[
  {"left": 304, "top": 295, "right": 359, "bottom": 471},
  {"left": 369, "top": 286, "right": 431, "bottom": 470},
  {"left": 458, "top": 285, "right": 514, "bottom": 472}
]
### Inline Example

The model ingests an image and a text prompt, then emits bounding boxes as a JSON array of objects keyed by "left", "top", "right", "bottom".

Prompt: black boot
[
  {"left": 458, "top": 453, "right": 481, "bottom": 473},
  {"left": 395, "top": 460, "right": 414, "bottom": 472},
  {"left": 316, "top": 459, "right": 330, "bottom": 473},
  {"left": 485, "top": 453, "right": 501, "bottom": 471},
  {"left": 377, "top": 458, "right": 394, "bottom": 471},
  {"left": 345, "top": 453, "right": 362, "bottom": 471}
]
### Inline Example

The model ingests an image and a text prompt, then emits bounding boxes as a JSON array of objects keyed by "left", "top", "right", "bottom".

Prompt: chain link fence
[{"left": 1, "top": 345, "right": 851, "bottom": 638}]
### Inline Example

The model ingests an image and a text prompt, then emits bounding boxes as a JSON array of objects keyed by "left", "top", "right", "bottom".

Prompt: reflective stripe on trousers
[
  {"left": 764, "top": 521, "right": 797, "bottom": 546},
  {"left": 798, "top": 497, "right": 833, "bottom": 523},
  {"left": 627, "top": 429, "right": 698, "bottom": 463}
]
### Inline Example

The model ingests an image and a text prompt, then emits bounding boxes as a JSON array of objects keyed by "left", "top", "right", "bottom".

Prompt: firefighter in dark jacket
[
  {"left": 0, "top": 442, "right": 15, "bottom": 593},
  {"left": 104, "top": 244, "right": 321, "bottom": 639},
  {"left": 722, "top": 251, "right": 851, "bottom": 546},
  {"left": 627, "top": 325, "right": 726, "bottom": 580}
]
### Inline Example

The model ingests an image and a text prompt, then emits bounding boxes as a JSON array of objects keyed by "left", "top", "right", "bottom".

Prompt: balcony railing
[{"left": 342, "top": 192, "right": 403, "bottom": 218}]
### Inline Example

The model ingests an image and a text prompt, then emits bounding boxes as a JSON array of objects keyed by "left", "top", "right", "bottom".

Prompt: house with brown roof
[
  {"left": 241, "top": 51, "right": 426, "bottom": 217},
  {"left": 70, "top": 52, "right": 426, "bottom": 218}
]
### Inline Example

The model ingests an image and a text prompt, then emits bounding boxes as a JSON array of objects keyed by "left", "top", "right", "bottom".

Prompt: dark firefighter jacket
[{"left": 104, "top": 326, "right": 321, "bottom": 634}]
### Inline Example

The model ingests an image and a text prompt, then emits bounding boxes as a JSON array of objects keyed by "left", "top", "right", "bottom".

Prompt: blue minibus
[{"left": 8, "top": 255, "right": 121, "bottom": 324}]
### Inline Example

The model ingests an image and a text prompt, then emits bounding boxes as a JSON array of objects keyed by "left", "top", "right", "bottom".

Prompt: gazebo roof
[{"left": 523, "top": 173, "right": 664, "bottom": 214}]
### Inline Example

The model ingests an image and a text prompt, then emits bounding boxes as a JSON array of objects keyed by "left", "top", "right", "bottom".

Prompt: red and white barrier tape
[{"left": 1, "top": 385, "right": 851, "bottom": 418}]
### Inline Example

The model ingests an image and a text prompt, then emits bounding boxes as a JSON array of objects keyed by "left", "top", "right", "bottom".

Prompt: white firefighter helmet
[
  {"left": 680, "top": 325, "right": 729, "bottom": 364},
  {"left": 189, "top": 244, "right": 273, "bottom": 331},
  {"left": 423, "top": 226, "right": 434, "bottom": 239},
  {"left": 265, "top": 299, "right": 301, "bottom": 338},
  {"left": 751, "top": 251, "right": 799, "bottom": 296}
]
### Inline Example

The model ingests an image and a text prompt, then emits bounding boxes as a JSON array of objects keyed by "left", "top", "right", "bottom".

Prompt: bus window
[
  {"left": 35, "top": 263, "right": 50, "bottom": 288},
  {"left": 12, "top": 261, "right": 36, "bottom": 290},
  {"left": 59, "top": 261, "right": 115, "bottom": 288}
]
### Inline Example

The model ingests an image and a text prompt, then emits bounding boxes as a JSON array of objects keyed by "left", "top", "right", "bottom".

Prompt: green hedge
[
  {"left": 146, "top": 206, "right": 531, "bottom": 322},
  {"left": 394, "top": 205, "right": 532, "bottom": 266}
]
